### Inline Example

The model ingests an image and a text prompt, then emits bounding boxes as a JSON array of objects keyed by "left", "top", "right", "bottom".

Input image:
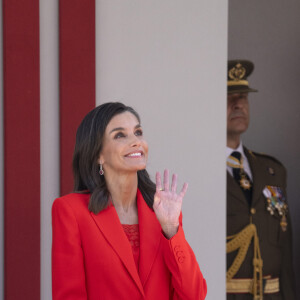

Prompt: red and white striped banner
[{"left": 2, "top": 1, "right": 95, "bottom": 299}]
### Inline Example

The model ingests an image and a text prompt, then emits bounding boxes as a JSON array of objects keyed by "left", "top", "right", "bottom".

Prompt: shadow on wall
[{"left": 228, "top": 0, "right": 300, "bottom": 298}]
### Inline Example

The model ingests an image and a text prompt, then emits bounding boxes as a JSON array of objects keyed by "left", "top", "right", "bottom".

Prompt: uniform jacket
[
  {"left": 227, "top": 147, "right": 296, "bottom": 300},
  {"left": 52, "top": 189, "right": 207, "bottom": 300}
]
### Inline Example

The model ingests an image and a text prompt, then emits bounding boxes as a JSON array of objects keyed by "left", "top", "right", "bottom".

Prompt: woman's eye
[
  {"left": 114, "top": 132, "right": 125, "bottom": 139},
  {"left": 135, "top": 129, "right": 143, "bottom": 136}
]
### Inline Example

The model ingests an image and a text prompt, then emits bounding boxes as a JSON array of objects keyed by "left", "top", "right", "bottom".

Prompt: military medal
[
  {"left": 227, "top": 152, "right": 252, "bottom": 194},
  {"left": 263, "top": 186, "right": 288, "bottom": 231},
  {"left": 239, "top": 174, "right": 251, "bottom": 190}
]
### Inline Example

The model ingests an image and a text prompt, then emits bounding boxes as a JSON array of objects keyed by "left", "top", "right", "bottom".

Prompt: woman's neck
[{"left": 105, "top": 172, "right": 139, "bottom": 224}]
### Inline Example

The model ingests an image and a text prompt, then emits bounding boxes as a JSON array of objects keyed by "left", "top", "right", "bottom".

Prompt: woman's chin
[{"left": 129, "top": 163, "right": 147, "bottom": 172}]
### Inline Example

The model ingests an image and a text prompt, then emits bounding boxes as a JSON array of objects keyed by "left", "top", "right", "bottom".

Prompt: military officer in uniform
[{"left": 226, "top": 59, "right": 296, "bottom": 300}]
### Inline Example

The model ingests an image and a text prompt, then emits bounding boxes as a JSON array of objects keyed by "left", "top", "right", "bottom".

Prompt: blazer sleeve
[
  {"left": 52, "top": 197, "right": 88, "bottom": 300},
  {"left": 161, "top": 214, "right": 207, "bottom": 300}
]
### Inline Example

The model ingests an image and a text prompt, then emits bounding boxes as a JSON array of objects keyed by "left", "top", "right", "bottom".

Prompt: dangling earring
[{"left": 99, "top": 164, "right": 104, "bottom": 175}]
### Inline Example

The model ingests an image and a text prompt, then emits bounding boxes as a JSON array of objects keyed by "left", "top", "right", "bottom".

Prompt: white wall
[
  {"left": 40, "top": 0, "right": 60, "bottom": 299},
  {"left": 96, "top": 1, "right": 228, "bottom": 299}
]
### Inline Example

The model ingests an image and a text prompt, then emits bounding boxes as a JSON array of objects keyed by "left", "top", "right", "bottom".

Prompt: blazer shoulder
[{"left": 53, "top": 192, "right": 90, "bottom": 211}]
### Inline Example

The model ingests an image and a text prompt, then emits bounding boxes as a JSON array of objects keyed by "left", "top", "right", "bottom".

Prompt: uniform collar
[{"left": 226, "top": 142, "right": 246, "bottom": 160}]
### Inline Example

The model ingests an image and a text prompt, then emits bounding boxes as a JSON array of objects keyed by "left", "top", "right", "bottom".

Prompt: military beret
[{"left": 227, "top": 59, "right": 258, "bottom": 94}]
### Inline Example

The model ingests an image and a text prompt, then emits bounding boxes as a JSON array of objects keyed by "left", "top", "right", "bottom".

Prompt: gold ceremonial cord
[
  {"left": 227, "top": 223, "right": 263, "bottom": 300},
  {"left": 227, "top": 80, "right": 249, "bottom": 86}
]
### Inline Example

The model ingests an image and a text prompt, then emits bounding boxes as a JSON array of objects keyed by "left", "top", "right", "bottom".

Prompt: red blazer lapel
[
  {"left": 90, "top": 203, "right": 145, "bottom": 297},
  {"left": 137, "top": 189, "right": 162, "bottom": 287}
]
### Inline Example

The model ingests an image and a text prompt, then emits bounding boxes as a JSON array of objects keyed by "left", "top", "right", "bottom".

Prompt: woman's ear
[{"left": 97, "top": 155, "right": 104, "bottom": 165}]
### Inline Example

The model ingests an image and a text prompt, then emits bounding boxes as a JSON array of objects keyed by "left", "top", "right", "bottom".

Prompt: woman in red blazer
[{"left": 52, "top": 102, "right": 207, "bottom": 299}]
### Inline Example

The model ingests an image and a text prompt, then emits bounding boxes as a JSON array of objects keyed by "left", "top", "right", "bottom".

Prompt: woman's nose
[{"left": 129, "top": 134, "right": 141, "bottom": 147}]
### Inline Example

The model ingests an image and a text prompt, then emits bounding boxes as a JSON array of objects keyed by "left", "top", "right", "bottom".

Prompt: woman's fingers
[
  {"left": 171, "top": 173, "right": 177, "bottom": 192},
  {"left": 156, "top": 172, "right": 162, "bottom": 192},
  {"left": 156, "top": 170, "right": 187, "bottom": 197},
  {"left": 163, "top": 169, "right": 169, "bottom": 191},
  {"left": 179, "top": 182, "right": 188, "bottom": 198}
]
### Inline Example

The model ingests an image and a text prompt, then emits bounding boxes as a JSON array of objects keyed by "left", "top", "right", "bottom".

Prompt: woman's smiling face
[{"left": 98, "top": 111, "right": 148, "bottom": 176}]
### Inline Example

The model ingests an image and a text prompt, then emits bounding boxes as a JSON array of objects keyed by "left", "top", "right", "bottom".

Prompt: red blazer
[{"left": 52, "top": 189, "right": 207, "bottom": 300}]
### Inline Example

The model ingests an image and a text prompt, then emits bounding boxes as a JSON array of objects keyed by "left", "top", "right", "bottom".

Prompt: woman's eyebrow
[
  {"left": 109, "top": 124, "right": 141, "bottom": 134},
  {"left": 109, "top": 127, "right": 124, "bottom": 134}
]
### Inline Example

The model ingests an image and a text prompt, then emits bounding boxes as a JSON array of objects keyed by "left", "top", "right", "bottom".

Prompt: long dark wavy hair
[{"left": 72, "top": 102, "right": 156, "bottom": 214}]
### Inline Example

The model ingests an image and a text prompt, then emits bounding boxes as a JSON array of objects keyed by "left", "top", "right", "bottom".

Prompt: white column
[
  {"left": 96, "top": 1, "right": 228, "bottom": 299},
  {"left": 40, "top": 0, "right": 60, "bottom": 299}
]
